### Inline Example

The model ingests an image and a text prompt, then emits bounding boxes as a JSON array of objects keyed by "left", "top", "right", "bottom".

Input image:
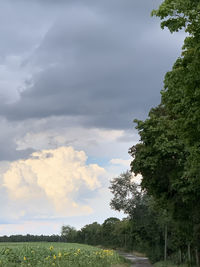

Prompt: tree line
[
  {"left": 60, "top": 171, "right": 199, "bottom": 265},
  {"left": 0, "top": 234, "right": 63, "bottom": 243},
  {"left": 60, "top": 184, "right": 164, "bottom": 263}
]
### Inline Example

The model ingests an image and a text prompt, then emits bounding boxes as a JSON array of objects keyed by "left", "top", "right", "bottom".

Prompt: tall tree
[
  {"left": 130, "top": 0, "right": 200, "bottom": 263},
  {"left": 152, "top": 0, "right": 200, "bottom": 227},
  {"left": 129, "top": 105, "right": 187, "bottom": 219},
  {"left": 61, "top": 225, "right": 77, "bottom": 242},
  {"left": 79, "top": 222, "right": 102, "bottom": 246},
  {"left": 102, "top": 217, "right": 120, "bottom": 247}
]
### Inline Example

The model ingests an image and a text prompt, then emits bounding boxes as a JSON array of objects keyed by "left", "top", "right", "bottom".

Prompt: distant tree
[
  {"left": 61, "top": 225, "right": 77, "bottom": 243},
  {"left": 109, "top": 172, "right": 163, "bottom": 260},
  {"left": 0, "top": 234, "right": 61, "bottom": 243},
  {"left": 109, "top": 171, "right": 143, "bottom": 217},
  {"left": 102, "top": 217, "right": 120, "bottom": 247},
  {"left": 79, "top": 222, "right": 102, "bottom": 246}
]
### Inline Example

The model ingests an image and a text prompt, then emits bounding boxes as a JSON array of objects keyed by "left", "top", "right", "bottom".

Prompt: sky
[{"left": 0, "top": 0, "right": 185, "bottom": 235}]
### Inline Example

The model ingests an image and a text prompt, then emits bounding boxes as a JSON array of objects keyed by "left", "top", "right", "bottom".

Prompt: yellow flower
[
  {"left": 50, "top": 246, "right": 54, "bottom": 251},
  {"left": 53, "top": 255, "right": 56, "bottom": 260},
  {"left": 58, "top": 252, "right": 62, "bottom": 257},
  {"left": 77, "top": 249, "right": 80, "bottom": 253},
  {"left": 24, "top": 256, "right": 26, "bottom": 261}
]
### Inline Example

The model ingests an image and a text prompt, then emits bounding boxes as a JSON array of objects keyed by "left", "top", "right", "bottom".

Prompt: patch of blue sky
[{"left": 86, "top": 156, "right": 110, "bottom": 168}]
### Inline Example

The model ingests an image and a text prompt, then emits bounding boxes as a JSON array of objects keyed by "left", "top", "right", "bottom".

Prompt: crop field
[{"left": 0, "top": 242, "right": 128, "bottom": 266}]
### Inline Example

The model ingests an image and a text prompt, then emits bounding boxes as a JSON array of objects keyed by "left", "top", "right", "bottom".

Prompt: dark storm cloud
[
  {"left": 0, "top": 1, "right": 52, "bottom": 57},
  {"left": 1, "top": 0, "right": 184, "bottom": 129},
  {"left": 0, "top": 143, "right": 34, "bottom": 162},
  {"left": 0, "top": 118, "right": 35, "bottom": 161}
]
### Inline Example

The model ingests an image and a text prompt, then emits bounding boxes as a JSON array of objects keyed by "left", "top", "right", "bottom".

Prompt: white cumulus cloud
[{"left": 3, "top": 146, "right": 105, "bottom": 218}]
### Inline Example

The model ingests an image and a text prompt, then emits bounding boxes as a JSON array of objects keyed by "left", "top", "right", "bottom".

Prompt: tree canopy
[{"left": 129, "top": 0, "right": 200, "bottom": 264}]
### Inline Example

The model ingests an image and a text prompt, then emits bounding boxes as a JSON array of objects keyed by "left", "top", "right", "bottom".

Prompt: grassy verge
[
  {"left": 111, "top": 255, "right": 131, "bottom": 267},
  {"left": 154, "top": 261, "right": 188, "bottom": 267},
  {"left": 112, "top": 264, "right": 130, "bottom": 267}
]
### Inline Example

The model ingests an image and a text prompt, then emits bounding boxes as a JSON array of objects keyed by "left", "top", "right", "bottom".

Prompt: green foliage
[
  {"left": 154, "top": 261, "right": 188, "bottom": 267},
  {"left": 150, "top": 0, "right": 200, "bottom": 227},
  {"left": 109, "top": 171, "right": 143, "bottom": 217},
  {"left": 128, "top": 0, "right": 200, "bottom": 265},
  {"left": 109, "top": 172, "right": 165, "bottom": 261},
  {"left": 61, "top": 225, "right": 77, "bottom": 242},
  {"left": 0, "top": 235, "right": 62, "bottom": 243},
  {"left": 129, "top": 105, "right": 188, "bottom": 221},
  {"left": 102, "top": 218, "right": 120, "bottom": 247},
  {"left": 78, "top": 222, "right": 102, "bottom": 246},
  {"left": 151, "top": 0, "right": 200, "bottom": 35}
]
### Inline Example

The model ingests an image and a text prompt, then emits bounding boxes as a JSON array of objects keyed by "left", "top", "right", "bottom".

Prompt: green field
[{"left": 0, "top": 242, "right": 129, "bottom": 266}]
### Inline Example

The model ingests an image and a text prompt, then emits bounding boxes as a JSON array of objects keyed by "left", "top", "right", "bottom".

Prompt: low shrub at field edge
[{"left": 0, "top": 244, "right": 125, "bottom": 267}]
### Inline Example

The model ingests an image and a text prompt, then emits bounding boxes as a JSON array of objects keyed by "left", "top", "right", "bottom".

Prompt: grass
[
  {"left": 154, "top": 261, "right": 188, "bottom": 267},
  {"left": 0, "top": 242, "right": 129, "bottom": 266},
  {"left": 112, "top": 264, "right": 130, "bottom": 267}
]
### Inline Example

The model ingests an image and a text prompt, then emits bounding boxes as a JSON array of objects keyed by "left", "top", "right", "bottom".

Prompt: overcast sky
[{"left": 0, "top": 0, "right": 185, "bottom": 235}]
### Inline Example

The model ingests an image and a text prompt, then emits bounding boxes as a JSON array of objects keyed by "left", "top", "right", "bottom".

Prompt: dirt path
[{"left": 118, "top": 251, "right": 152, "bottom": 267}]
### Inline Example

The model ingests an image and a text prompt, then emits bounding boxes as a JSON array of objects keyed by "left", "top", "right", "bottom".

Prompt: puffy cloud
[{"left": 3, "top": 146, "right": 105, "bottom": 218}]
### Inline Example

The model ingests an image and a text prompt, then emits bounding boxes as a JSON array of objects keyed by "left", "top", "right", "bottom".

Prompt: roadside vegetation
[
  {"left": 154, "top": 262, "right": 188, "bottom": 267},
  {"left": 128, "top": 0, "right": 200, "bottom": 266}
]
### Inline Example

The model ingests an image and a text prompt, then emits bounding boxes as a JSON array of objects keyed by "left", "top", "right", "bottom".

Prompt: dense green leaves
[
  {"left": 109, "top": 172, "right": 165, "bottom": 261},
  {"left": 128, "top": 0, "right": 200, "bottom": 264},
  {"left": 61, "top": 226, "right": 77, "bottom": 243},
  {"left": 130, "top": 106, "right": 187, "bottom": 214},
  {"left": 109, "top": 171, "right": 144, "bottom": 217},
  {"left": 151, "top": 0, "right": 200, "bottom": 35}
]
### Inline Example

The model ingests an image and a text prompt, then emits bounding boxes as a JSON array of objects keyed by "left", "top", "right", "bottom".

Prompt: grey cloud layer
[
  {"left": 1, "top": 0, "right": 183, "bottom": 129},
  {"left": 0, "top": 118, "right": 36, "bottom": 161},
  {"left": 0, "top": 0, "right": 186, "bottom": 230}
]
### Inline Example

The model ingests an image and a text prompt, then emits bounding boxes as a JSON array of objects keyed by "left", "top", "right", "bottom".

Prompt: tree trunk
[
  {"left": 164, "top": 224, "right": 167, "bottom": 262},
  {"left": 124, "top": 233, "right": 127, "bottom": 249},
  {"left": 188, "top": 243, "right": 191, "bottom": 264},
  {"left": 179, "top": 248, "right": 182, "bottom": 264},
  {"left": 195, "top": 248, "right": 199, "bottom": 267}
]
